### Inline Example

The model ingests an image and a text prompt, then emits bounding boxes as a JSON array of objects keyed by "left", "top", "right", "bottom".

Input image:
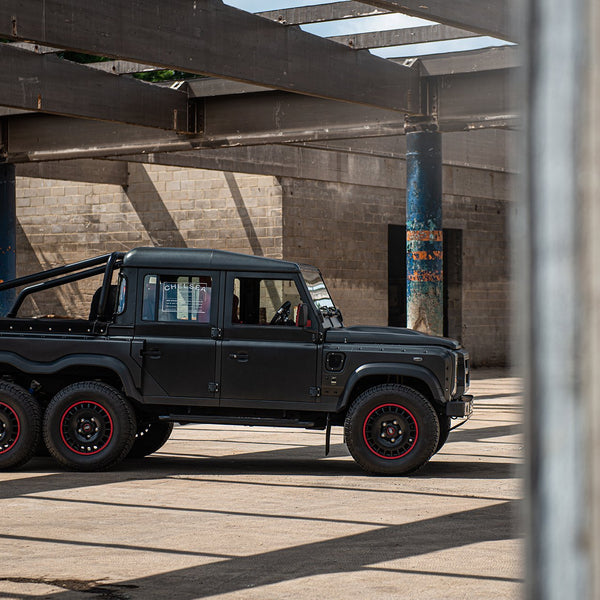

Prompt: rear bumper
[{"left": 445, "top": 395, "right": 473, "bottom": 418}]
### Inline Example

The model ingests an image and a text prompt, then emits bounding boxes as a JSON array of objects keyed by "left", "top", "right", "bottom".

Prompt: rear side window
[{"left": 142, "top": 274, "right": 212, "bottom": 323}]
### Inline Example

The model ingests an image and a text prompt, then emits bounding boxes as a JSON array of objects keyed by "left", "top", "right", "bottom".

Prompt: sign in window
[{"left": 142, "top": 275, "right": 212, "bottom": 323}]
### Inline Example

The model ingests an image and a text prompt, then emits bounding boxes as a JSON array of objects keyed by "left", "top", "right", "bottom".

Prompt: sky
[{"left": 225, "top": 0, "right": 509, "bottom": 58}]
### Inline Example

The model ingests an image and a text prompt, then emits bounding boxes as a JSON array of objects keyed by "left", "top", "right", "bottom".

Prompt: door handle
[
  {"left": 229, "top": 352, "right": 249, "bottom": 362},
  {"left": 140, "top": 349, "right": 162, "bottom": 359}
]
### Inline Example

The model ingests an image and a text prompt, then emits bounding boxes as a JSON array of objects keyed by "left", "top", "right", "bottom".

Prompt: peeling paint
[{"left": 406, "top": 127, "right": 443, "bottom": 336}]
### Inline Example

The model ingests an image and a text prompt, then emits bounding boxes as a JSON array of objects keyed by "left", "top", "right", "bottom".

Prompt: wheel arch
[
  {"left": 336, "top": 363, "right": 445, "bottom": 417},
  {"left": 0, "top": 352, "right": 141, "bottom": 402}
]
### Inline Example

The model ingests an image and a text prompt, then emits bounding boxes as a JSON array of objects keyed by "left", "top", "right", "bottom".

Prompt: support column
[
  {"left": 405, "top": 118, "right": 443, "bottom": 336},
  {"left": 0, "top": 163, "right": 16, "bottom": 317}
]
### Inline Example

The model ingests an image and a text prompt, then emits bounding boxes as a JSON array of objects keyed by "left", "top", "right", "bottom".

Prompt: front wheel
[
  {"left": 43, "top": 382, "right": 136, "bottom": 471},
  {"left": 344, "top": 384, "right": 439, "bottom": 475},
  {"left": 435, "top": 415, "right": 452, "bottom": 454},
  {"left": 0, "top": 382, "right": 41, "bottom": 470}
]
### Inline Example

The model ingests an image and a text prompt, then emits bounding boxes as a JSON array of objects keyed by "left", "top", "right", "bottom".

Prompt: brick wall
[{"left": 15, "top": 164, "right": 282, "bottom": 318}]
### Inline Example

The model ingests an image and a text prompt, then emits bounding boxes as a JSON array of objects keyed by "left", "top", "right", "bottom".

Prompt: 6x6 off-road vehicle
[{"left": 0, "top": 247, "right": 471, "bottom": 474}]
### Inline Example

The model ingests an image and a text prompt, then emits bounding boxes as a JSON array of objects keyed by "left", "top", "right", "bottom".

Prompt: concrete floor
[{"left": 0, "top": 369, "right": 523, "bottom": 600}]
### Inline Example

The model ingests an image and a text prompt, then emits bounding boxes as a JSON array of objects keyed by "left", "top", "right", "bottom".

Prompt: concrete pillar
[
  {"left": 518, "top": 0, "right": 596, "bottom": 597},
  {"left": 405, "top": 118, "right": 443, "bottom": 336},
  {"left": 0, "top": 163, "right": 16, "bottom": 317}
]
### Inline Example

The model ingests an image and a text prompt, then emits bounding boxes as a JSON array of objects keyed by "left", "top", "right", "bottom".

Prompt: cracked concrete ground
[{"left": 0, "top": 369, "right": 522, "bottom": 600}]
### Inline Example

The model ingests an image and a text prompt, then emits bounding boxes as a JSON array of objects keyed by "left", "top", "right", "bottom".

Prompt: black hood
[{"left": 325, "top": 326, "right": 461, "bottom": 350}]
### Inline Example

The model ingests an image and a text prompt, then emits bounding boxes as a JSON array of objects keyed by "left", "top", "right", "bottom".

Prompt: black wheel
[
  {"left": 43, "top": 381, "right": 136, "bottom": 471},
  {"left": 344, "top": 384, "right": 440, "bottom": 475},
  {"left": 0, "top": 382, "right": 41, "bottom": 470},
  {"left": 435, "top": 415, "right": 451, "bottom": 454},
  {"left": 128, "top": 421, "right": 173, "bottom": 458}
]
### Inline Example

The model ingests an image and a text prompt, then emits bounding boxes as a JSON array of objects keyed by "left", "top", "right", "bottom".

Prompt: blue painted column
[
  {"left": 405, "top": 119, "right": 443, "bottom": 336},
  {"left": 0, "top": 163, "right": 16, "bottom": 317}
]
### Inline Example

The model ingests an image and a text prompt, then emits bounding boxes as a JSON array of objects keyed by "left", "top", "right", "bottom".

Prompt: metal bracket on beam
[
  {"left": 418, "top": 78, "right": 439, "bottom": 123},
  {"left": 187, "top": 99, "right": 204, "bottom": 136}
]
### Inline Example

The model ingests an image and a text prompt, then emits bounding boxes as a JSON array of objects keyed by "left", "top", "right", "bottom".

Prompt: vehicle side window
[
  {"left": 233, "top": 277, "right": 302, "bottom": 326},
  {"left": 115, "top": 275, "right": 127, "bottom": 315},
  {"left": 142, "top": 274, "right": 212, "bottom": 323}
]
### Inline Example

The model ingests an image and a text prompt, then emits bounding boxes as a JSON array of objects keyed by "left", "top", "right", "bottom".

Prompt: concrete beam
[
  {"left": 1, "top": 63, "right": 517, "bottom": 162},
  {"left": 0, "top": 44, "right": 193, "bottom": 131},
  {"left": 16, "top": 159, "right": 129, "bottom": 186},
  {"left": 1, "top": 96, "right": 409, "bottom": 163},
  {"left": 257, "top": 2, "right": 389, "bottom": 25},
  {"left": 413, "top": 46, "right": 520, "bottom": 76},
  {"left": 0, "top": 0, "right": 420, "bottom": 113},
  {"left": 296, "top": 129, "right": 514, "bottom": 173},
  {"left": 118, "top": 146, "right": 407, "bottom": 190},
  {"left": 358, "top": 0, "right": 514, "bottom": 41},
  {"left": 328, "top": 24, "right": 478, "bottom": 50}
]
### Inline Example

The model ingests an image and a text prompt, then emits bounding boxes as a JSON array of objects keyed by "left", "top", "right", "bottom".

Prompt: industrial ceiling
[{"left": 0, "top": 0, "right": 517, "bottom": 185}]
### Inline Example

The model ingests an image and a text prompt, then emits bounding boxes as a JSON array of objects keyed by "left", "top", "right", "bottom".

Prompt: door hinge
[
  {"left": 312, "top": 331, "right": 324, "bottom": 344},
  {"left": 211, "top": 327, "right": 223, "bottom": 340},
  {"left": 208, "top": 382, "right": 220, "bottom": 393},
  {"left": 309, "top": 387, "right": 321, "bottom": 398}
]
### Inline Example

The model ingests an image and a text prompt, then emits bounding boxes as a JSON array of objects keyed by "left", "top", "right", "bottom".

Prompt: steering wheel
[{"left": 270, "top": 300, "right": 292, "bottom": 325}]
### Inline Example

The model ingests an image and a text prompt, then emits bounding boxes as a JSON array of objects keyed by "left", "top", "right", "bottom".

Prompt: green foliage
[{"left": 133, "top": 70, "right": 205, "bottom": 82}]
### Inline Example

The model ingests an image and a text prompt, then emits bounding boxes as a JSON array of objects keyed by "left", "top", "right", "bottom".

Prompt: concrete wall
[{"left": 14, "top": 161, "right": 509, "bottom": 366}]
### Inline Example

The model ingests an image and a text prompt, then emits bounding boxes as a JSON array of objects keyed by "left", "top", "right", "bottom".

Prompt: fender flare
[
  {"left": 0, "top": 351, "right": 142, "bottom": 401},
  {"left": 336, "top": 363, "right": 445, "bottom": 412}
]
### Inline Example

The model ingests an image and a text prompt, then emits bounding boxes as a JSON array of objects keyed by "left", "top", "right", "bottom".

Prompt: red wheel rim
[
  {"left": 362, "top": 403, "right": 419, "bottom": 460},
  {"left": 60, "top": 401, "right": 114, "bottom": 455},
  {"left": 0, "top": 402, "right": 20, "bottom": 454}
]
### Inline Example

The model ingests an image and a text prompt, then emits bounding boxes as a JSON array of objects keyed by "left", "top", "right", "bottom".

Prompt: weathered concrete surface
[{"left": 0, "top": 370, "right": 522, "bottom": 599}]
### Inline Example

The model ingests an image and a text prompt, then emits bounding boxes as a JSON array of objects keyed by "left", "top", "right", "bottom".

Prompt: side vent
[{"left": 325, "top": 352, "right": 346, "bottom": 372}]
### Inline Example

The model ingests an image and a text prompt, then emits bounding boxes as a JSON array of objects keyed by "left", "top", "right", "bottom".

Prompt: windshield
[{"left": 300, "top": 266, "right": 343, "bottom": 328}]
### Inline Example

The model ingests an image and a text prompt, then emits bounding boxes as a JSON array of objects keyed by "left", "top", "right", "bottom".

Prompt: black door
[
  {"left": 133, "top": 269, "right": 220, "bottom": 403},
  {"left": 219, "top": 272, "right": 320, "bottom": 407}
]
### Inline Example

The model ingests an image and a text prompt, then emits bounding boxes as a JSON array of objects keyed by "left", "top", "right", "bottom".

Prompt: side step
[{"left": 159, "top": 414, "right": 316, "bottom": 428}]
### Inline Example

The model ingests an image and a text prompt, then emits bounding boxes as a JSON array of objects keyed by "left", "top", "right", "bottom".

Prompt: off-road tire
[
  {"left": 0, "top": 382, "right": 41, "bottom": 470},
  {"left": 435, "top": 415, "right": 452, "bottom": 454},
  {"left": 344, "top": 383, "right": 440, "bottom": 475},
  {"left": 128, "top": 421, "right": 173, "bottom": 458},
  {"left": 44, "top": 381, "right": 136, "bottom": 471}
]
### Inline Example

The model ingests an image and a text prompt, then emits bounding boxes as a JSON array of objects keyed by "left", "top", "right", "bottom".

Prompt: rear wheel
[
  {"left": 128, "top": 421, "right": 173, "bottom": 458},
  {"left": 44, "top": 381, "right": 136, "bottom": 471},
  {"left": 344, "top": 384, "right": 439, "bottom": 475},
  {"left": 0, "top": 382, "right": 41, "bottom": 470}
]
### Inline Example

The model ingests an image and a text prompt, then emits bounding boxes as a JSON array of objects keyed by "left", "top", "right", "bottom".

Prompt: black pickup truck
[{"left": 0, "top": 248, "right": 472, "bottom": 474}]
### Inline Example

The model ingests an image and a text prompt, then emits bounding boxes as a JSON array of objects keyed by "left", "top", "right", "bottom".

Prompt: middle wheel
[
  {"left": 128, "top": 421, "right": 174, "bottom": 458},
  {"left": 44, "top": 381, "right": 136, "bottom": 471}
]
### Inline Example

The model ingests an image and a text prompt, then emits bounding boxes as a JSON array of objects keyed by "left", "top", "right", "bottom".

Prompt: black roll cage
[{"left": 0, "top": 252, "right": 124, "bottom": 319}]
